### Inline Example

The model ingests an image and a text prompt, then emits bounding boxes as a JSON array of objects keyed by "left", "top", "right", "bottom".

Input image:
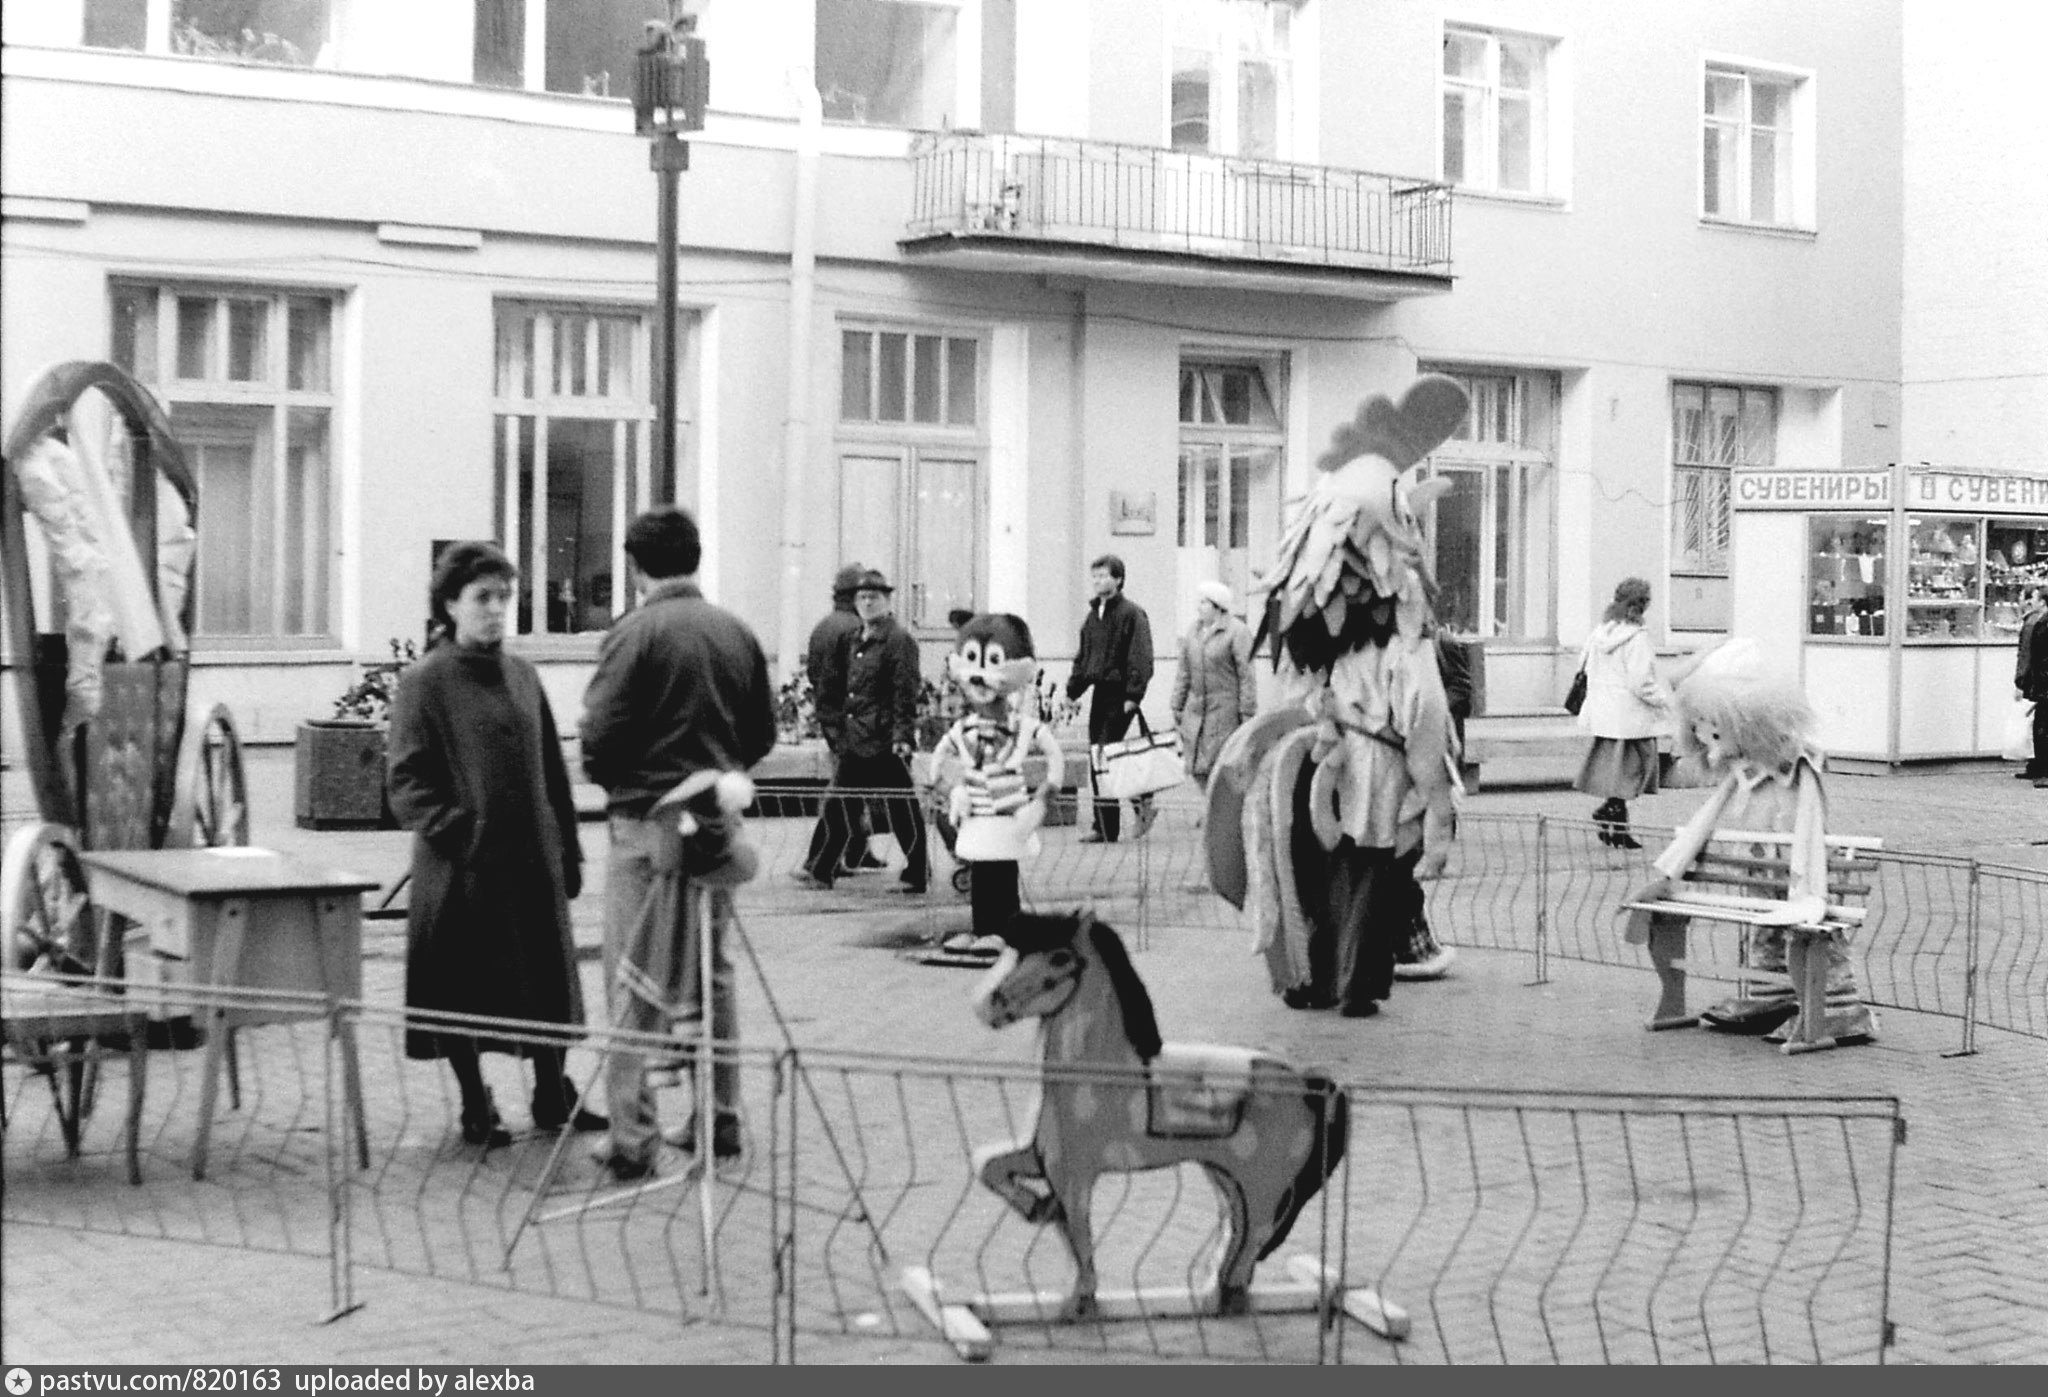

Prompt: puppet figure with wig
[
  {"left": 1202, "top": 377, "right": 1469, "bottom": 1018},
  {"left": 1624, "top": 640, "right": 1878, "bottom": 1047},
  {"left": 929, "top": 613, "right": 1065, "bottom": 953}
]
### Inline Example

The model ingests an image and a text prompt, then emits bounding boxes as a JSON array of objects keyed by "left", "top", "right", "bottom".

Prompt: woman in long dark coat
[{"left": 386, "top": 542, "right": 602, "bottom": 1146}]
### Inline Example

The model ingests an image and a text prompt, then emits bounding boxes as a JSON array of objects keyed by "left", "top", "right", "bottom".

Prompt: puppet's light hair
[{"left": 1670, "top": 640, "right": 1818, "bottom": 774}]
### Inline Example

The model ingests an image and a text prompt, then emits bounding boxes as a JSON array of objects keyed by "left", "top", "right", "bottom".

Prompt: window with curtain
[
  {"left": 474, "top": 0, "right": 525, "bottom": 88},
  {"left": 1416, "top": 368, "right": 1558, "bottom": 641},
  {"left": 109, "top": 283, "right": 337, "bottom": 643},
  {"left": 1671, "top": 382, "right": 1774, "bottom": 630},
  {"left": 817, "top": 0, "right": 963, "bottom": 128},
  {"left": 1177, "top": 360, "right": 1284, "bottom": 622},
  {"left": 544, "top": 0, "right": 650, "bottom": 97},
  {"left": 837, "top": 324, "right": 985, "bottom": 631},
  {"left": 1703, "top": 64, "right": 1806, "bottom": 226},
  {"left": 1170, "top": 0, "right": 1297, "bottom": 158},
  {"left": 170, "top": 0, "right": 332, "bottom": 65},
  {"left": 1442, "top": 25, "right": 1553, "bottom": 195},
  {"left": 492, "top": 305, "right": 657, "bottom": 636}
]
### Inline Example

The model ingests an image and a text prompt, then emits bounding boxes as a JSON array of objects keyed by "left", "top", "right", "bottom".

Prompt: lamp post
[{"left": 632, "top": 3, "right": 710, "bottom": 504}]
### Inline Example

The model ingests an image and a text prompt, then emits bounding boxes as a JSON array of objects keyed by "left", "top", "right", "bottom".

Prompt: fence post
[
  {"left": 773, "top": 1048, "right": 798, "bottom": 1363},
  {"left": 1949, "top": 860, "right": 1982, "bottom": 1058},
  {"left": 1136, "top": 819, "right": 1151, "bottom": 953},
  {"left": 322, "top": 1000, "right": 362, "bottom": 1325},
  {"left": 1531, "top": 815, "right": 1552, "bottom": 985}
]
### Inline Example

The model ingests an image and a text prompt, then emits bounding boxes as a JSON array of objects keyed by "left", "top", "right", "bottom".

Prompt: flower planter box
[{"left": 295, "top": 720, "right": 391, "bottom": 830}]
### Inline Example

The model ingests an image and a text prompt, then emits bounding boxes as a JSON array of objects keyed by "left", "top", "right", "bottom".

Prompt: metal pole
[
  {"left": 651, "top": 134, "right": 688, "bottom": 504},
  {"left": 698, "top": 881, "right": 720, "bottom": 1298},
  {"left": 1531, "top": 814, "right": 1551, "bottom": 985},
  {"left": 1957, "top": 859, "right": 1981, "bottom": 1057}
]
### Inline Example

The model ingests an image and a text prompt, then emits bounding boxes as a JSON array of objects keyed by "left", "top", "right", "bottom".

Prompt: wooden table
[{"left": 80, "top": 848, "right": 378, "bottom": 1180}]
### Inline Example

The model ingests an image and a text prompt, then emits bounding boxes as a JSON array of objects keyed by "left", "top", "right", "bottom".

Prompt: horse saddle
[{"left": 1146, "top": 1043, "right": 1259, "bottom": 1140}]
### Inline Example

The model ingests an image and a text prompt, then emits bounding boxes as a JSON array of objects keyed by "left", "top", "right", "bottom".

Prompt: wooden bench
[{"left": 1623, "top": 829, "right": 1881, "bottom": 1055}]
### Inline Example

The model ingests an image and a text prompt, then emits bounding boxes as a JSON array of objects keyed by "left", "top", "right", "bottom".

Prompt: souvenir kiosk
[{"left": 1729, "top": 464, "right": 2048, "bottom": 765}]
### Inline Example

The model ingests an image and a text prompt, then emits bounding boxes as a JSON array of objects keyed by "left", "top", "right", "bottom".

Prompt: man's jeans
[{"left": 602, "top": 812, "right": 739, "bottom": 1165}]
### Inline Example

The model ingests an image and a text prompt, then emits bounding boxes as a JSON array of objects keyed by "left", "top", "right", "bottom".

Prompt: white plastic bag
[
  {"left": 2003, "top": 698, "right": 2036, "bottom": 764},
  {"left": 1090, "top": 713, "right": 1185, "bottom": 801}
]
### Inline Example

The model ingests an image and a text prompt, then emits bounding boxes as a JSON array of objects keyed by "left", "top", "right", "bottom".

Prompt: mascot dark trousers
[
  {"left": 1087, "top": 685, "right": 1142, "bottom": 841},
  {"left": 970, "top": 859, "right": 1021, "bottom": 936},
  {"left": 1288, "top": 760, "right": 1419, "bottom": 1012}
]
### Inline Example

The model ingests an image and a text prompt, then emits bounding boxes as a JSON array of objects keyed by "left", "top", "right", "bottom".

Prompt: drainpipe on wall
[{"left": 776, "top": 69, "right": 823, "bottom": 682}]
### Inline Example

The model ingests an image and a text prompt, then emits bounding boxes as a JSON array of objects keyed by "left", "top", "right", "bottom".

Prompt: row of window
[
  {"left": 99, "top": 280, "right": 1767, "bottom": 648},
  {"left": 67, "top": 3, "right": 1813, "bottom": 231}
]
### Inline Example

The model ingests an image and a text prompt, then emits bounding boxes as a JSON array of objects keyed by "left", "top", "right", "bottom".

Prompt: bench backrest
[{"left": 1677, "top": 830, "right": 1882, "bottom": 922}]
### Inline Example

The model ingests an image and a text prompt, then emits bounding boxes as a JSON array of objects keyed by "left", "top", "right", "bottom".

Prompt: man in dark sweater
[
  {"left": 797, "top": 570, "right": 930, "bottom": 890},
  {"left": 580, "top": 507, "right": 775, "bottom": 1180},
  {"left": 1066, "top": 553, "right": 1157, "bottom": 842}
]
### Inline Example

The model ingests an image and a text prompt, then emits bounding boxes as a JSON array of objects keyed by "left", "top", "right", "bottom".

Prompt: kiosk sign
[
  {"left": 1732, "top": 470, "right": 1891, "bottom": 511},
  {"left": 1908, "top": 471, "right": 2048, "bottom": 515}
]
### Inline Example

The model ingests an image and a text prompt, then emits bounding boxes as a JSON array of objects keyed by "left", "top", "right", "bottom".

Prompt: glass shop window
[{"left": 1806, "top": 517, "right": 1887, "bottom": 639}]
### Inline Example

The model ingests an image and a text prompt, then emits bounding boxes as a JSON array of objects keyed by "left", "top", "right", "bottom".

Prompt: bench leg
[
  {"left": 1780, "top": 930, "right": 1838, "bottom": 1055},
  {"left": 1646, "top": 918, "right": 1698, "bottom": 1030}
]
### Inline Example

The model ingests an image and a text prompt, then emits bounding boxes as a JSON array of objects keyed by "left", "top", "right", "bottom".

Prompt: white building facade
[{"left": 4, "top": 1, "right": 2030, "bottom": 759}]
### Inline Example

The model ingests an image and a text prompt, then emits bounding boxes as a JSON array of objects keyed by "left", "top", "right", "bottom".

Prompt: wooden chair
[
  {"left": 2, "top": 973, "right": 150, "bottom": 1183},
  {"left": 1623, "top": 829, "right": 1881, "bottom": 1055}
]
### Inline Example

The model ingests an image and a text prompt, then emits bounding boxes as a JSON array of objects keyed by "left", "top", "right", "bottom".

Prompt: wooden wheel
[
  {"left": 0, "top": 822, "right": 133, "bottom": 1163},
  {"left": 168, "top": 703, "right": 250, "bottom": 849},
  {"left": 2, "top": 823, "right": 100, "bottom": 979}
]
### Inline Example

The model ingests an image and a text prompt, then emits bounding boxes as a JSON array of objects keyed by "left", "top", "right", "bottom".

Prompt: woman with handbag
[{"left": 1573, "top": 577, "right": 1673, "bottom": 848}]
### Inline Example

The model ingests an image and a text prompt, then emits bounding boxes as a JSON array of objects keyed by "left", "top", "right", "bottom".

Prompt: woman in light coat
[
  {"left": 1171, "top": 581, "right": 1258, "bottom": 786},
  {"left": 1573, "top": 577, "right": 1673, "bottom": 848}
]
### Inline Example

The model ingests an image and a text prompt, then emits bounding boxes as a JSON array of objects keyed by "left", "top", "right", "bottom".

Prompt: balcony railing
[{"left": 906, "top": 131, "right": 1453, "bottom": 280}]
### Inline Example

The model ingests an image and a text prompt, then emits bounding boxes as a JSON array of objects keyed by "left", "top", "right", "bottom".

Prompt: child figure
[
  {"left": 929, "top": 614, "right": 1064, "bottom": 957},
  {"left": 1625, "top": 640, "right": 1878, "bottom": 1048}
]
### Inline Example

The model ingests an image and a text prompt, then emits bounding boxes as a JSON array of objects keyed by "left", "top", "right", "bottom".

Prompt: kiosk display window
[
  {"left": 1905, "top": 515, "right": 1982, "bottom": 639},
  {"left": 1806, "top": 517, "right": 1887, "bottom": 637},
  {"left": 1986, "top": 521, "right": 2048, "bottom": 638}
]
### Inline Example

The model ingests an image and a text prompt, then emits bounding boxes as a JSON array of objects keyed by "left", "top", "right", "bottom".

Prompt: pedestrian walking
[
  {"left": 795, "top": 569, "right": 930, "bottom": 892},
  {"left": 1170, "top": 580, "right": 1256, "bottom": 789},
  {"left": 803, "top": 562, "right": 884, "bottom": 873},
  {"left": 2016, "top": 584, "right": 2048, "bottom": 785},
  {"left": 386, "top": 541, "right": 603, "bottom": 1149},
  {"left": 1573, "top": 577, "right": 1673, "bottom": 849},
  {"left": 580, "top": 507, "right": 777, "bottom": 1181},
  {"left": 1067, "top": 553, "right": 1157, "bottom": 842}
]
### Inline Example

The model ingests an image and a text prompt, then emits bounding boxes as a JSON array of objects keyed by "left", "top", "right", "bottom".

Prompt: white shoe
[{"left": 1392, "top": 946, "right": 1457, "bottom": 981}]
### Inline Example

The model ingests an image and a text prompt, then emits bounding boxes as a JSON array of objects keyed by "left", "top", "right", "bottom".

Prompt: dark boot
[
  {"left": 1609, "top": 801, "right": 1643, "bottom": 850},
  {"left": 448, "top": 1042, "right": 511, "bottom": 1148},
  {"left": 458, "top": 1090, "right": 511, "bottom": 1148},
  {"left": 1593, "top": 799, "right": 1623, "bottom": 846}
]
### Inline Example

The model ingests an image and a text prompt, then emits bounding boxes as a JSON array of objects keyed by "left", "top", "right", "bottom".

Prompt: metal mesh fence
[{"left": 3, "top": 975, "right": 1901, "bottom": 1365}]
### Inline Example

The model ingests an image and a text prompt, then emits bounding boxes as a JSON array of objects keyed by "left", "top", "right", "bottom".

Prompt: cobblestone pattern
[{"left": 6, "top": 755, "right": 2047, "bottom": 1364}]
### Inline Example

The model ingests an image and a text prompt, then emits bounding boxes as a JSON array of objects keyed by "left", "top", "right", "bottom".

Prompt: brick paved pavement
[{"left": 4, "top": 750, "right": 2045, "bottom": 1363}]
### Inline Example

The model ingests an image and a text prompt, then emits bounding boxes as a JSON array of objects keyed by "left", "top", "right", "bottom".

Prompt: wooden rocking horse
[{"left": 897, "top": 910, "right": 1407, "bottom": 1358}]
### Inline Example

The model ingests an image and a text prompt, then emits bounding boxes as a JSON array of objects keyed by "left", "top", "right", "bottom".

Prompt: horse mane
[{"left": 1084, "top": 918, "right": 1162, "bottom": 1062}]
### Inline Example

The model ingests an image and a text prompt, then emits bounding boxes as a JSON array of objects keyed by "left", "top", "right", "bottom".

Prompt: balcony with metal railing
[{"left": 902, "top": 131, "right": 1455, "bottom": 299}]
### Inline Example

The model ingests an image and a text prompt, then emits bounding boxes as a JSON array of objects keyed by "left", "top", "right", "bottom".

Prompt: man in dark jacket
[
  {"left": 581, "top": 506, "right": 775, "bottom": 1180},
  {"left": 1067, "top": 553, "right": 1157, "bottom": 842},
  {"left": 2017, "top": 585, "right": 2048, "bottom": 785},
  {"left": 803, "top": 562, "right": 883, "bottom": 872},
  {"left": 797, "top": 570, "right": 930, "bottom": 890}
]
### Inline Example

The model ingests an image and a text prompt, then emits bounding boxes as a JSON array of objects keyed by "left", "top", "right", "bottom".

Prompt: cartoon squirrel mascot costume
[
  {"left": 929, "top": 613, "right": 1065, "bottom": 957},
  {"left": 1204, "top": 377, "right": 1468, "bottom": 1017},
  {"left": 1625, "top": 639, "right": 1878, "bottom": 1046}
]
